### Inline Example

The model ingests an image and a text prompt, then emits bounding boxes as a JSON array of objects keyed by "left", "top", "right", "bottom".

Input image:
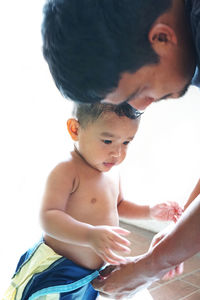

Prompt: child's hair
[{"left": 73, "top": 102, "right": 142, "bottom": 128}]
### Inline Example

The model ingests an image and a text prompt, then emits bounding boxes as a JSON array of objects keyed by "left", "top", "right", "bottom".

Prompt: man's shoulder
[
  {"left": 186, "top": 0, "right": 200, "bottom": 87},
  {"left": 191, "top": 67, "right": 200, "bottom": 87},
  {"left": 186, "top": 0, "right": 200, "bottom": 18}
]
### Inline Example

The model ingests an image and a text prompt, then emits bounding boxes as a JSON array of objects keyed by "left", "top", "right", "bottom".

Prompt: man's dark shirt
[{"left": 186, "top": 0, "right": 200, "bottom": 86}]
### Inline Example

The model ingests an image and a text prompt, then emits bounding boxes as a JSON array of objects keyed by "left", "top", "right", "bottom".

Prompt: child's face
[{"left": 76, "top": 112, "right": 139, "bottom": 172}]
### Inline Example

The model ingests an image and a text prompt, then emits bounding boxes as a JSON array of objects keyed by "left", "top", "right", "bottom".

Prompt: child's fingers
[
  {"left": 172, "top": 215, "right": 179, "bottom": 223},
  {"left": 102, "top": 248, "right": 128, "bottom": 265},
  {"left": 109, "top": 227, "right": 131, "bottom": 246},
  {"left": 167, "top": 201, "right": 181, "bottom": 209},
  {"left": 168, "top": 208, "right": 178, "bottom": 220},
  {"left": 167, "top": 202, "right": 183, "bottom": 215},
  {"left": 109, "top": 241, "right": 131, "bottom": 254},
  {"left": 99, "top": 253, "right": 119, "bottom": 265},
  {"left": 109, "top": 232, "right": 131, "bottom": 248},
  {"left": 111, "top": 227, "right": 130, "bottom": 236}
]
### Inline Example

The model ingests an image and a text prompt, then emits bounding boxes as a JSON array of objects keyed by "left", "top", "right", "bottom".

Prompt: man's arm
[
  {"left": 184, "top": 178, "right": 200, "bottom": 210},
  {"left": 93, "top": 196, "right": 200, "bottom": 299}
]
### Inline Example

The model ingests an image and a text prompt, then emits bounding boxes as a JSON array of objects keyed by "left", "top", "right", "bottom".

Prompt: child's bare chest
[{"left": 66, "top": 170, "right": 119, "bottom": 226}]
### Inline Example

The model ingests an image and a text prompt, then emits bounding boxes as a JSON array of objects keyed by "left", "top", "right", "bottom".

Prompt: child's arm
[
  {"left": 184, "top": 178, "right": 200, "bottom": 210},
  {"left": 40, "top": 162, "right": 130, "bottom": 265},
  {"left": 118, "top": 199, "right": 151, "bottom": 219},
  {"left": 117, "top": 180, "right": 182, "bottom": 222},
  {"left": 40, "top": 162, "right": 90, "bottom": 244},
  {"left": 118, "top": 199, "right": 182, "bottom": 222}
]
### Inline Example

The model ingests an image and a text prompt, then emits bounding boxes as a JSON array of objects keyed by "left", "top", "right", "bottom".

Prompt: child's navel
[{"left": 91, "top": 198, "right": 97, "bottom": 204}]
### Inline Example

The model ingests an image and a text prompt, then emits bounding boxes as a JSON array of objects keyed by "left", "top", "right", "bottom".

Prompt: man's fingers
[
  {"left": 99, "top": 265, "right": 117, "bottom": 278},
  {"left": 175, "top": 263, "right": 184, "bottom": 275},
  {"left": 92, "top": 277, "right": 105, "bottom": 290},
  {"left": 162, "top": 262, "right": 184, "bottom": 280},
  {"left": 92, "top": 265, "right": 118, "bottom": 290}
]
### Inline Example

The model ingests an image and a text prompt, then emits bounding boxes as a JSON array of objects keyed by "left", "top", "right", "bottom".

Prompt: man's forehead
[
  {"left": 102, "top": 70, "right": 147, "bottom": 104},
  {"left": 102, "top": 89, "right": 140, "bottom": 105}
]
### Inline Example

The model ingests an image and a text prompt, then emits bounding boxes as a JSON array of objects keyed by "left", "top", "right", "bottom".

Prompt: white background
[{"left": 0, "top": 1, "right": 200, "bottom": 296}]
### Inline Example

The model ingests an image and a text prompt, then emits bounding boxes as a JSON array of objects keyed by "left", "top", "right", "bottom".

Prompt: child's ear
[{"left": 67, "top": 118, "right": 80, "bottom": 141}]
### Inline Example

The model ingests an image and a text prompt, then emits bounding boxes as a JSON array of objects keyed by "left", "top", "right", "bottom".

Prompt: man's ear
[
  {"left": 148, "top": 23, "right": 177, "bottom": 55},
  {"left": 67, "top": 118, "right": 80, "bottom": 141}
]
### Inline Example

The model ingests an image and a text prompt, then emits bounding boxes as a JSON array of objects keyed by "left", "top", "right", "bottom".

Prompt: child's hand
[
  {"left": 150, "top": 201, "right": 183, "bottom": 222},
  {"left": 88, "top": 225, "right": 131, "bottom": 265}
]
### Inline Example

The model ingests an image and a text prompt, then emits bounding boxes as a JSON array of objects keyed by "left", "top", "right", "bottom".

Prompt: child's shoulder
[
  {"left": 48, "top": 153, "right": 78, "bottom": 181},
  {"left": 45, "top": 155, "right": 79, "bottom": 193}
]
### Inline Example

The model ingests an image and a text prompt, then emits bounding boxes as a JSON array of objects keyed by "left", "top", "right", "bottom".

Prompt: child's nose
[{"left": 110, "top": 146, "right": 121, "bottom": 157}]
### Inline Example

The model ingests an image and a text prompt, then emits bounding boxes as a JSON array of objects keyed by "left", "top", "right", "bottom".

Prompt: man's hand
[
  {"left": 161, "top": 263, "right": 184, "bottom": 280},
  {"left": 93, "top": 197, "right": 200, "bottom": 299},
  {"left": 92, "top": 256, "right": 156, "bottom": 299}
]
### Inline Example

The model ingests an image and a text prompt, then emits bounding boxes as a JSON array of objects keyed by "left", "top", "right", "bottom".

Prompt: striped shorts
[{"left": 3, "top": 239, "right": 102, "bottom": 300}]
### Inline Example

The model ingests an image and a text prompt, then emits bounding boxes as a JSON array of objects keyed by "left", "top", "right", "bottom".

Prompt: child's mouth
[{"left": 103, "top": 162, "right": 116, "bottom": 168}]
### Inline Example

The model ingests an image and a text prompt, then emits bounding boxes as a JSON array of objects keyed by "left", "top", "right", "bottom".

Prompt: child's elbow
[{"left": 39, "top": 209, "right": 51, "bottom": 232}]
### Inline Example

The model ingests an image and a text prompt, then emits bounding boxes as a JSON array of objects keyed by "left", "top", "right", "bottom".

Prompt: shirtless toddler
[{"left": 4, "top": 103, "right": 182, "bottom": 300}]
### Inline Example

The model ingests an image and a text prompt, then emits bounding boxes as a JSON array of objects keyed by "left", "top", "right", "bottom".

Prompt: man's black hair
[
  {"left": 73, "top": 102, "right": 141, "bottom": 128},
  {"left": 42, "top": 0, "right": 172, "bottom": 103}
]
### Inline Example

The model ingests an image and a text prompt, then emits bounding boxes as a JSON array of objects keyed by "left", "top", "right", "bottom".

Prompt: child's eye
[
  {"left": 102, "top": 140, "right": 112, "bottom": 144},
  {"left": 123, "top": 141, "right": 130, "bottom": 145}
]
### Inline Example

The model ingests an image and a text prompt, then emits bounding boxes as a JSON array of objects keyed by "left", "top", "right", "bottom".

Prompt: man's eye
[
  {"left": 102, "top": 140, "right": 112, "bottom": 144},
  {"left": 123, "top": 141, "right": 130, "bottom": 145}
]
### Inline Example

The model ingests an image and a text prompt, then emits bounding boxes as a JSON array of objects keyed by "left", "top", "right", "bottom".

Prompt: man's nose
[{"left": 128, "top": 97, "right": 155, "bottom": 111}]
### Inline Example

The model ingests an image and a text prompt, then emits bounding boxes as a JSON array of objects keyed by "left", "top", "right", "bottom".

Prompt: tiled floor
[{"left": 120, "top": 222, "right": 200, "bottom": 300}]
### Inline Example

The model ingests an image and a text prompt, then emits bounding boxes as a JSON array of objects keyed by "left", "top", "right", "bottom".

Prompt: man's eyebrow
[
  {"left": 160, "top": 93, "right": 173, "bottom": 100},
  {"left": 178, "top": 83, "right": 190, "bottom": 98}
]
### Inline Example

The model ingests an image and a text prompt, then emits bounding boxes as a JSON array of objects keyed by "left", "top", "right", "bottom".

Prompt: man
[{"left": 42, "top": 0, "right": 200, "bottom": 297}]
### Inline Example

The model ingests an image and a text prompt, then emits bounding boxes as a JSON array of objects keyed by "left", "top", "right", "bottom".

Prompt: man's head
[
  {"left": 67, "top": 102, "right": 140, "bottom": 172},
  {"left": 42, "top": 0, "right": 196, "bottom": 110}
]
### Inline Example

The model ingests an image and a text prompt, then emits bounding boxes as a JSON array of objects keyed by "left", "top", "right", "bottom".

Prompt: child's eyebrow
[
  {"left": 100, "top": 132, "right": 117, "bottom": 138},
  {"left": 100, "top": 132, "right": 135, "bottom": 140}
]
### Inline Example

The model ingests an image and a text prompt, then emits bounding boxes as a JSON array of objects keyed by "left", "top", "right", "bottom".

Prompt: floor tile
[
  {"left": 149, "top": 280, "right": 198, "bottom": 300},
  {"left": 180, "top": 290, "right": 200, "bottom": 300},
  {"left": 120, "top": 222, "right": 154, "bottom": 255},
  {"left": 181, "top": 270, "right": 200, "bottom": 287},
  {"left": 149, "top": 282, "right": 162, "bottom": 289},
  {"left": 183, "top": 256, "right": 200, "bottom": 274}
]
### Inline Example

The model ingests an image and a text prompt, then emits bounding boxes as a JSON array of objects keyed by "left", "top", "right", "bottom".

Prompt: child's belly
[
  {"left": 45, "top": 238, "right": 105, "bottom": 269},
  {"left": 44, "top": 214, "right": 119, "bottom": 270}
]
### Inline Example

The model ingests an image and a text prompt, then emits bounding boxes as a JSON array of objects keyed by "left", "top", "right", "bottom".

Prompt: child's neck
[{"left": 73, "top": 145, "right": 102, "bottom": 173}]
